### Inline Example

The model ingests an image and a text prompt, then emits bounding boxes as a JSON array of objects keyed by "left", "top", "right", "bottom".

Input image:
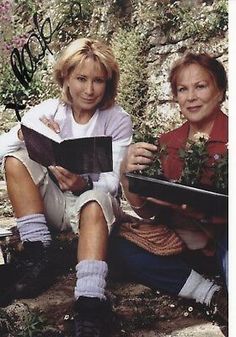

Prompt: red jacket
[{"left": 159, "top": 110, "right": 228, "bottom": 187}]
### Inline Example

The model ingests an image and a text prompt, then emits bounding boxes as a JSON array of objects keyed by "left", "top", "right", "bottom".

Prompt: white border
[{"left": 229, "top": 0, "right": 235, "bottom": 335}]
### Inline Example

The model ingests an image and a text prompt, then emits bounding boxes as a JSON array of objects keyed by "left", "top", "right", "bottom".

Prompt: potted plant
[{"left": 127, "top": 132, "right": 228, "bottom": 216}]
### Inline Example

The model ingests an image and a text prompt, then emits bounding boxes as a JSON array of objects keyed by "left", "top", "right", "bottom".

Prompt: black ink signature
[
  {"left": 11, "top": 2, "right": 83, "bottom": 89},
  {"left": 7, "top": 1, "right": 83, "bottom": 121}
]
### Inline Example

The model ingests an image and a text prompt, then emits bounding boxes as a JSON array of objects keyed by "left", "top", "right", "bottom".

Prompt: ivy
[{"left": 111, "top": 27, "right": 148, "bottom": 129}]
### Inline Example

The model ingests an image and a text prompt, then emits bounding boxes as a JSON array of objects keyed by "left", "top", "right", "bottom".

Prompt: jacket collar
[
  {"left": 209, "top": 109, "right": 228, "bottom": 143},
  {"left": 161, "top": 109, "right": 228, "bottom": 149}
]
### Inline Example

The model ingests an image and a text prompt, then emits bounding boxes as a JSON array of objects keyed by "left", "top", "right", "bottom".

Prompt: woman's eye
[
  {"left": 196, "top": 84, "right": 206, "bottom": 89},
  {"left": 177, "top": 87, "right": 186, "bottom": 93},
  {"left": 94, "top": 78, "right": 105, "bottom": 83},
  {"left": 77, "top": 76, "right": 86, "bottom": 82}
]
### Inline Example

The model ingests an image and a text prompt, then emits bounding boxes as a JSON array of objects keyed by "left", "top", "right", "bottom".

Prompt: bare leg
[
  {"left": 5, "top": 156, "right": 44, "bottom": 217},
  {"left": 2, "top": 157, "right": 53, "bottom": 301},
  {"left": 73, "top": 201, "right": 112, "bottom": 336},
  {"left": 78, "top": 201, "right": 108, "bottom": 261}
]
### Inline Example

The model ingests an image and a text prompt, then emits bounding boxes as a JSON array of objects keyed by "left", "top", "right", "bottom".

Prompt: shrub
[{"left": 111, "top": 28, "right": 148, "bottom": 130}]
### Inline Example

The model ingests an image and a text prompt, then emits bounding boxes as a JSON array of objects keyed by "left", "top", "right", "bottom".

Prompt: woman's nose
[
  {"left": 187, "top": 89, "right": 197, "bottom": 101},
  {"left": 85, "top": 81, "right": 94, "bottom": 94}
]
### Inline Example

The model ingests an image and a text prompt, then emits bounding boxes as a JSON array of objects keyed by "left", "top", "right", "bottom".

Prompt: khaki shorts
[{"left": 3, "top": 149, "right": 121, "bottom": 234}]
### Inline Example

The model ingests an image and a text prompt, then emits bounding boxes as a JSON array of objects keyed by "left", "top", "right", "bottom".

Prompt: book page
[{"left": 21, "top": 120, "right": 63, "bottom": 143}]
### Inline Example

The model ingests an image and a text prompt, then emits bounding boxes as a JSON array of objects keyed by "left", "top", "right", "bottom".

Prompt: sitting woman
[
  {"left": 110, "top": 52, "right": 228, "bottom": 323},
  {"left": 0, "top": 37, "right": 132, "bottom": 337}
]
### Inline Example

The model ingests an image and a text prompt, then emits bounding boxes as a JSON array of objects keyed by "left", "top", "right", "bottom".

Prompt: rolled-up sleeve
[
  {"left": 93, "top": 109, "right": 133, "bottom": 196},
  {"left": 93, "top": 135, "right": 132, "bottom": 195},
  {"left": 0, "top": 124, "right": 23, "bottom": 163}
]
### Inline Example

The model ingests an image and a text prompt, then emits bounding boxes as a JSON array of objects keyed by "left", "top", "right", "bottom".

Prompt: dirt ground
[{"left": 0, "top": 180, "right": 227, "bottom": 337}]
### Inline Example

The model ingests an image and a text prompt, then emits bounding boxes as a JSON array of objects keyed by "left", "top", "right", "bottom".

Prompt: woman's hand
[
  {"left": 48, "top": 166, "right": 87, "bottom": 193},
  {"left": 147, "top": 197, "right": 226, "bottom": 225},
  {"left": 18, "top": 116, "right": 60, "bottom": 141},
  {"left": 39, "top": 116, "right": 60, "bottom": 133},
  {"left": 17, "top": 128, "right": 24, "bottom": 141},
  {"left": 121, "top": 142, "right": 157, "bottom": 174}
]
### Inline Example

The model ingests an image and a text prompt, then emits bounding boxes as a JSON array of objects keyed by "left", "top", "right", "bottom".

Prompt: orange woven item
[{"left": 118, "top": 221, "right": 186, "bottom": 256}]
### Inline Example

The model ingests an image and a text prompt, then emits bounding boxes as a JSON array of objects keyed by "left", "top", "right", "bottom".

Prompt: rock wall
[
  {"left": 89, "top": 0, "right": 228, "bottom": 136},
  {"left": 0, "top": 0, "right": 228, "bottom": 137}
]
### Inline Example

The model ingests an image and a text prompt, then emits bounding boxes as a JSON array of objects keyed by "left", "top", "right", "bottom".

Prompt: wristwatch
[{"left": 72, "top": 176, "right": 93, "bottom": 196}]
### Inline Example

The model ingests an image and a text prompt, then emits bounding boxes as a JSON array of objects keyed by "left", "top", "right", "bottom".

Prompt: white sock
[
  {"left": 16, "top": 213, "right": 51, "bottom": 246},
  {"left": 178, "top": 270, "right": 220, "bottom": 306},
  {"left": 74, "top": 260, "right": 108, "bottom": 301}
]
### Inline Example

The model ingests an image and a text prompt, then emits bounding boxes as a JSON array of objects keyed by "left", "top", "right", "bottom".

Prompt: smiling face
[
  {"left": 175, "top": 63, "right": 223, "bottom": 130},
  {"left": 66, "top": 57, "right": 107, "bottom": 120}
]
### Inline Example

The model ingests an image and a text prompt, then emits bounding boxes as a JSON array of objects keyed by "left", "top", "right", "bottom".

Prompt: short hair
[
  {"left": 169, "top": 52, "right": 228, "bottom": 103},
  {"left": 53, "top": 38, "right": 120, "bottom": 110}
]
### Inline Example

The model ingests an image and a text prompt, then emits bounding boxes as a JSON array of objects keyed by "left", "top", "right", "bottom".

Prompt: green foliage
[
  {"left": 14, "top": 0, "right": 42, "bottom": 14},
  {"left": 142, "top": 140, "right": 167, "bottom": 178},
  {"left": 0, "top": 0, "right": 228, "bottom": 132},
  {"left": 111, "top": 28, "right": 148, "bottom": 129},
  {"left": 18, "top": 311, "right": 47, "bottom": 337},
  {"left": 132, "top": 0, "right": 228, "bottom": 41},
  {"left": 0, "top": 308, "right": 49, "bottom": 337},
  {"left": 140, "top": 131, "right": 228, "bottom": 194},
  {"left": 133, "top": 123, "right": 157, "bottom": 144},
  {"left": 179, "top": 133, "right": 210, "bottom": 187},
  {"left": 0, "top": 0, "right": 93, "bottom": 114},
  {"left": 52, "top": 0, "right": 93, "bottom": 44},
  {"left": 211, "top": 151, "right": 228, "bottom": 193}
]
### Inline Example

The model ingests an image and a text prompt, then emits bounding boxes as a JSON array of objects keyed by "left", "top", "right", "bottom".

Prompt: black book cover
[
  {"left": 21, "top": 124, "right": 113, "bottom": 174},
  {"left": 126, "top": 173, "right": 228, "bottom": 216}
]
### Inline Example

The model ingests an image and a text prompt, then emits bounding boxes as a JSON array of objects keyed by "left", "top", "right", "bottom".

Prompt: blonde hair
[{"left": 53, "top": 38, "right": 120, "bottom": 109}]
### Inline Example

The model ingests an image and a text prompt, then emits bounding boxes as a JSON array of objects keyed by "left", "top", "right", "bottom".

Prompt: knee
[
  {"left": 4, "top": 156, "right": 25, "bottom": 178},
  {"left": 81, "top": 201, "right": 105, "bottom": 222}
]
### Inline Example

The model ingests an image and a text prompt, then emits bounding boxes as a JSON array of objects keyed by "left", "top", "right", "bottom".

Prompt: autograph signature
[
  {"left": 7, "top": 1, "right": 83, "bottom": 120},
  {"left": 11, "top": 2, "right": 82, "bottom": 88}
]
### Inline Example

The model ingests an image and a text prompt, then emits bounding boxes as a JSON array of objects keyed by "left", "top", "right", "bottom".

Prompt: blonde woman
[{"left": 0, "top": 38, "right": 132, "bottom": 336}]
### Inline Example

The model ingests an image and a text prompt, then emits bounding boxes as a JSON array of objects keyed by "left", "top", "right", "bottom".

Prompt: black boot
[
  {"left": 13, "top": 241, "right": 54, "bottom": 299},
  {"left": 0, "top": 263, "right": 18, "bottom": 307},
  {"left": 74, "top": 296, "right": 112, "bottom": 337},
  {"left": 209, "top": 287, "right": 228, "bottom": 323}
]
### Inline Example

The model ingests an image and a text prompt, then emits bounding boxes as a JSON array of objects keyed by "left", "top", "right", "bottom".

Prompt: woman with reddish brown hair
[{"left": 110, "top": 52, "right": 228, "bottom": 325}]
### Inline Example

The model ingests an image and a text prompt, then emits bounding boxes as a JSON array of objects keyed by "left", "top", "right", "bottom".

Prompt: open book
[{"left": 21, "top": 124, "right": 113, "bottom": 174}]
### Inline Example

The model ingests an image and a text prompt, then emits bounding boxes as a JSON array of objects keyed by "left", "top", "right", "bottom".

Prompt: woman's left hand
[
  {"left": 39, "top": 116, "right": 60, "bottom": 133},
  {"left": 48, "top": 166, "right": 87, "bottom": 193}
]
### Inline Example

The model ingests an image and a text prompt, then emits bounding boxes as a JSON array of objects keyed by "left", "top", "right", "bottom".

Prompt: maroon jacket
[
  {"left": 159, "top": 110, "right": 228, "bottom": 187},
  {"left": 157, "top": 110, "right": 228, "bottom": 251}
]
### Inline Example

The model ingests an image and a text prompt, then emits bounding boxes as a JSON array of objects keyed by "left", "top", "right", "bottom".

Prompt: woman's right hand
[
  {"left": 17, "top": 128, "right": 24, "bottom": 141},
  {"left": 121, "top": 142, "right": 157, "bottom": 174},
  {"left": 147, "top": 197, "right": 226, "bottom": 225},
  {"left": 18, "top": 116, "right": 60, "bottom": 141}
]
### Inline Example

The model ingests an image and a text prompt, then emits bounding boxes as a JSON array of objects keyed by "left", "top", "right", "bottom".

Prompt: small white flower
[
  {"left": 214, "top": 154, "right": 220, "bottom": 160},
  {"left": 192, "top": 132, "right": 209, "bottom": 143}
]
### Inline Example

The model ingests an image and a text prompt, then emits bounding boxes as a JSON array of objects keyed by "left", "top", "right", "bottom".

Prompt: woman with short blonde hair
[
  {"left": 0, "top": 37, "right": 132, "bottom": 337},
  {"left": 54, "top": 37, "right": 120, "bottom": 109}
]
